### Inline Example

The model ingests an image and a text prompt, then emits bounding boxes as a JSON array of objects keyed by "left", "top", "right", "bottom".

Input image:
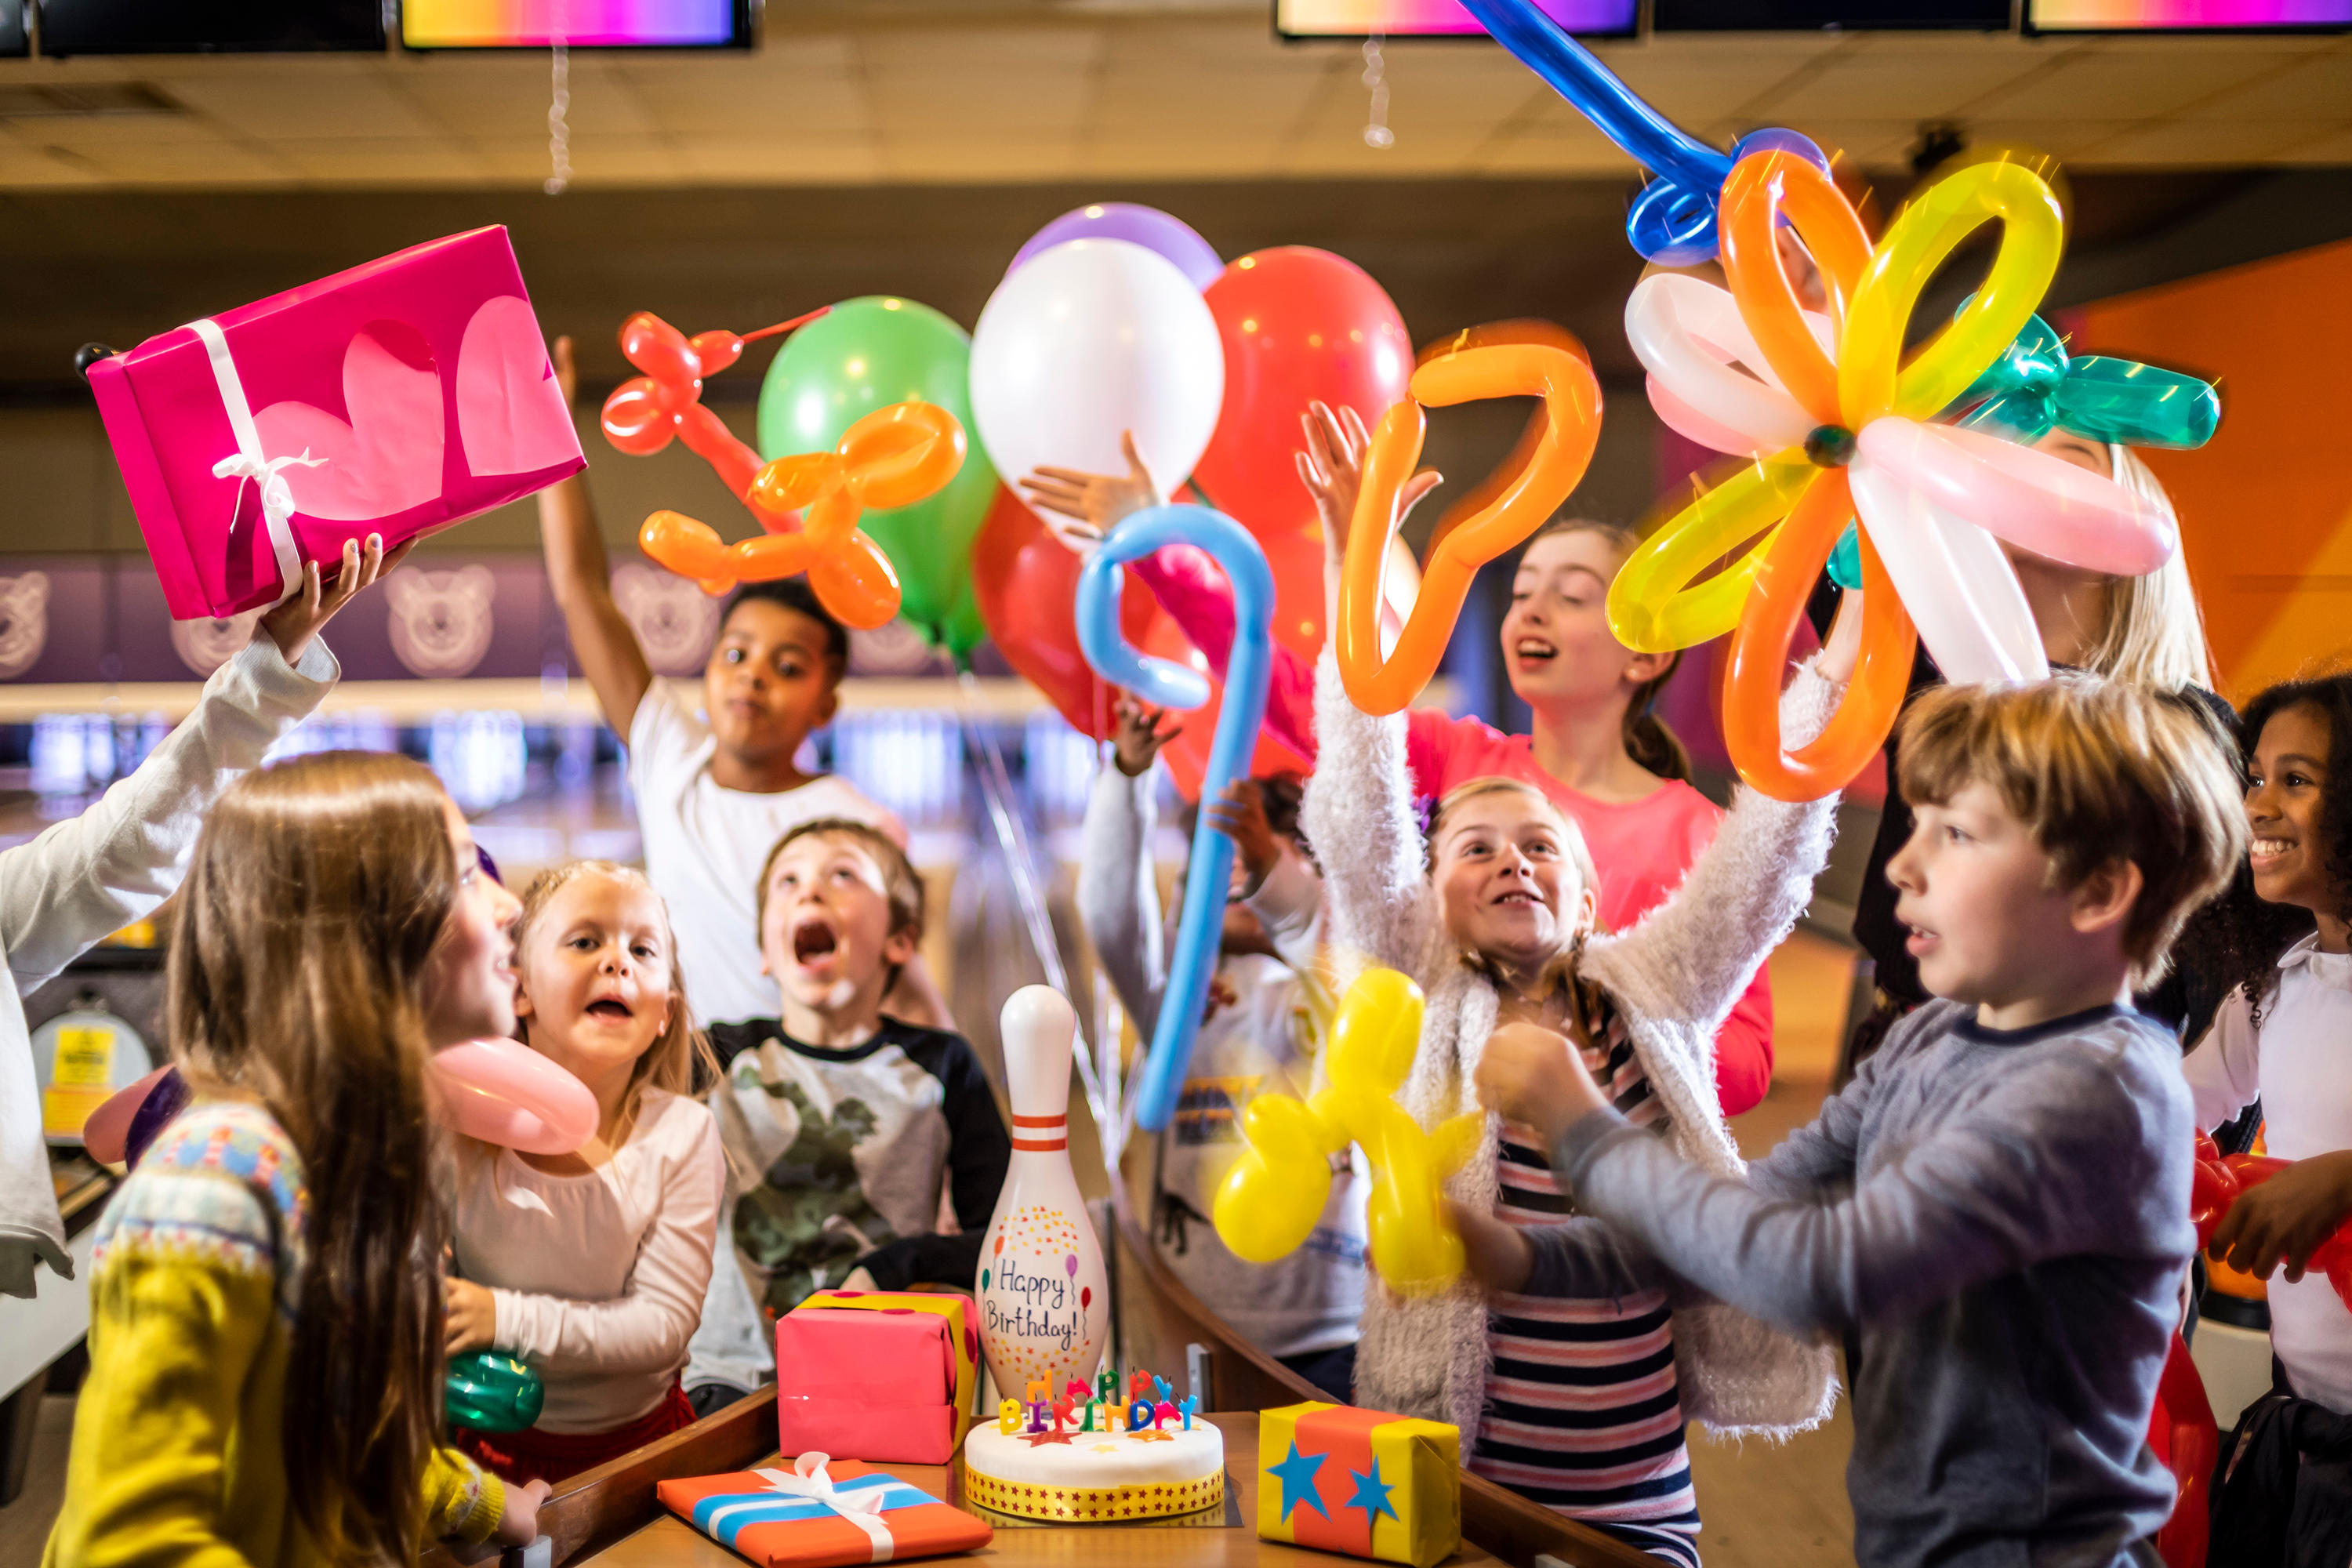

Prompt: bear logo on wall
[
  {"left": 612, "top": 563, "right": 720, "bottom": 677},
  {"left": 384, "top": 564, "right": 496, "bottom": 679},
  {"left": 0, "top": 572, "right": 49, "bottom": 680},
  {"left": 169, "top": 608, "right": 263, "bottom": 678}
]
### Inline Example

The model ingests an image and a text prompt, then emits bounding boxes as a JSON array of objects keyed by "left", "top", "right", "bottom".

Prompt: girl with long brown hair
[
  {"left": 44, "top": 751, "right": 548, "bottom": 1568},
  {"left": 445, "top": 862, "right": 724, "bottom": 1487}
]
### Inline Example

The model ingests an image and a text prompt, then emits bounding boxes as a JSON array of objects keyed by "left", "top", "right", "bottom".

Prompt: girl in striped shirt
[{"left": 1303, "top": 624, "right": 1862, "bottom": 1563}]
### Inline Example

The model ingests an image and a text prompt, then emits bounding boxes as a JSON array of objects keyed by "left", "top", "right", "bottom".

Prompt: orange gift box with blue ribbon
[
  {"left": 656, "top": 1454, "right": 990, "bottom": 1568},
  {"left": 1258, "top": 1401, "right": 1460, "bottom": 1567}
]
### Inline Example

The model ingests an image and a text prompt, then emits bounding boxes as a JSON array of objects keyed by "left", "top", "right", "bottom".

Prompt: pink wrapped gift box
[
  {"left": 775, "top": 1290, "right": 977, "bottom": 1466},
  {"left": 88, "top": 226, "right": 584, "bottom": 619}
]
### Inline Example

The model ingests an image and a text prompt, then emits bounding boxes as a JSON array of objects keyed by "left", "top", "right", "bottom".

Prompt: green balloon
[
  {"left": 445, "top": 1351, "right": 544, "bottom": 1434},
  {"left": 759, "top": 296, "right": 1000, "bottom": 648}
]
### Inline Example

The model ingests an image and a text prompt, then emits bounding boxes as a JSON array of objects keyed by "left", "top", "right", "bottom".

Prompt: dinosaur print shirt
[{"left": 684, "top": 1018, "right": 1011, "bottom": 1394}]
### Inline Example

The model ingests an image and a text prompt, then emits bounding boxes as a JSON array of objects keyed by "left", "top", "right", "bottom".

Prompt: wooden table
[{"left": 587, "top": 1414, "right": 1503, "bottom": 1568}]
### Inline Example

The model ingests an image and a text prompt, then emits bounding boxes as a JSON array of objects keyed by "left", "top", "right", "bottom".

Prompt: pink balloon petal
[{"left": 1859, "top": 419, "right": 2176, "bottom": 576}]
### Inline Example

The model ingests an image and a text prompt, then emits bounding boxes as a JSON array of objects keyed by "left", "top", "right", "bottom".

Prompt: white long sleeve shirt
[
  {"left": 2182, "top": 935, "right": 2352, "bottom": 1412},
  {"left": 450, "top": 1087, "right": 725, "bottom": 1432},
  {"left": 1, "top": 630, "right": 338, "bottom": 1299}
]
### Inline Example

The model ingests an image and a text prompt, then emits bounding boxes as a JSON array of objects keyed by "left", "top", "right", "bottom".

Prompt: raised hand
[
  {"left": 260, "top": 532, "right": 414, "bottom": 666},
  {"left": 1110, "top": 695, "right": 1182, "bottom": 779},
  {"left": 1205, "top": 779, "right": 1282, "bottom": 889},
  {"left": 1296, "top": 400, "right": 1441, "bottom": 567},
  {"left": 1018, "top": 430, "right": 1162, "bottom": 555}
]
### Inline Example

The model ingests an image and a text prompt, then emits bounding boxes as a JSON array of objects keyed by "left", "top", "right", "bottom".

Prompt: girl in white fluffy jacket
[{"left": 1302, "top": 620, "right": 1858, "bottom": 1566}]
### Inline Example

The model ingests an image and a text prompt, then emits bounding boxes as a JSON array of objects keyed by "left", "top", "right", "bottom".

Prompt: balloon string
[
  {"left": 1362, "top": 36, "right": 1393, "bottom": 151},
  {"left": 740, "top": 307, "right": 833, "bottom": 343},
  {"left": 544, "top": 31, "right": 571, "bottom": 196},
  {"left": 953, "top": 668, "right": 1118, "bottom": 1171}
]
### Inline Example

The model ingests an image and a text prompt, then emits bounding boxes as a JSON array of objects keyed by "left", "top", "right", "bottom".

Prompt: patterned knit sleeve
[
  {"left": 420, "top": 1448, "right": 508, "bottom": 1544},
  {"left": 1301, "top": 650, "right": 1436, "bottom": 979}
]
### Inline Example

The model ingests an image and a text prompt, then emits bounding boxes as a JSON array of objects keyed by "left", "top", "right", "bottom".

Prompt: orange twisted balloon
[{"left": 639, "top": 400, "right": 967, "bottom": 630}]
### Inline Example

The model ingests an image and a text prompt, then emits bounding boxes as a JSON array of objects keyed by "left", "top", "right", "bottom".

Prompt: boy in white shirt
[{"left": 535, "top": 337, "right": 946, "bottom": 1030}]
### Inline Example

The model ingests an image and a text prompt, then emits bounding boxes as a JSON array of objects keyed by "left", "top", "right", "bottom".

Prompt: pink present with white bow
[{"left": 88, "top": 226, "right": 584, "bottom": 620}]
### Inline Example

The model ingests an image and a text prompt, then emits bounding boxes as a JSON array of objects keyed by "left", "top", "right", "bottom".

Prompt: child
[
  {"left": 2178, "top": 674, "right": 2352, "bottom": 1559},
  {"left": 536, "top": 336, "right": 946, "bottom": 1031},
  {"left": 445, "top": 862, "right": 726, "bottom": 1486},
  {"left": 684, "top": 818, "right": 1011, "bottom": 1412},
  {"left": 1303, "top": 610, "right": 1857, "bottom": 1563},
  {"left": 1019, "top": 415, "right": 1775, "bottom": 1115},
  {"left": 45, "top": 751, "right": 547, "bottom": 1568},
  {"left": 2, "top": 539, "right": 393, "bottom": 1298},
  {"left": 1468, "top": 677, "right": 2247, "bottom": 1568},
  {"left": 1076, "top": 696, "right": 1367, "bottom": 1402}
]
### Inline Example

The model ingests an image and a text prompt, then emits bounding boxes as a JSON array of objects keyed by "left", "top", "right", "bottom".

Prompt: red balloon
[
  {"left": 970, "top": 485, "right": 1159, "bottom": 742},
  {"left": 1192, "top": 248, "right": 1413, "bottom": 538}
]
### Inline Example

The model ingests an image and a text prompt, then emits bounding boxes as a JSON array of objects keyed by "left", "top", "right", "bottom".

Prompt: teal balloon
[
  {"left": 758, "top": 296, "right": 1000, "bottom": 651},
  {"left": 1946, "top": 308, "right": 2220, "bottom": 452},
  {"left": 445, "top": 1351, "right": 544, "bottom": 1433},
  {"left": 1827, "top": 524, "right": 1864, "bottom": 593}
]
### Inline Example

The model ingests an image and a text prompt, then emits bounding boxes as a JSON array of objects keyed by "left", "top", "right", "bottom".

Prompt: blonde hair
[
  {"left": 514, "top": 861, "right": 714, "bottom": 1112},
  {"left": 2081, "top": 445, "right": 2214, "bottom": 692},
  {"left": 1896, "top": 674, "right": 2247, "bottom": 988},
  {"left": 1426, "top": 776, "right": 1603, "bottom": 984}
]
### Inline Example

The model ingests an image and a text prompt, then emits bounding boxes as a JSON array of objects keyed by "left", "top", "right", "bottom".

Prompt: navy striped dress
[{"left": 1467, "top": 990, "right": 1700, "bottom": 1567}]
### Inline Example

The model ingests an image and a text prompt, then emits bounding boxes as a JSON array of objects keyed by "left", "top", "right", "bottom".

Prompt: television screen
[
  {"left": 34, "top": 0, "right": 384, "bottom": 54},
  {"left": 1656, "top": 0, "right": 2008, "bottom": 26},
  {"left": 2028, "top": 0, "right": 2352, "bottom": 27},
  {"left": 1276, "top": 0, "right": 1636, "bottom": 38},
  {"left": 401, "top": 0, "right": 754, "bottom": 47},
  {"left": 0, "top": 2, "right": 26, "bottom": 56}
]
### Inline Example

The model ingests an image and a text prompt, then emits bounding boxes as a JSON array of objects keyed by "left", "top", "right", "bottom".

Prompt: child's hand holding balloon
[
  {"left": 445, "top": 1277, "right": 499, "bottom": 1355},
  {"left": 2212, "top": 1149, "right": 2352, "bottom": 1283},
  {"left": 1473, "top": 1021, "right": 1610, "bottom": 1147}
]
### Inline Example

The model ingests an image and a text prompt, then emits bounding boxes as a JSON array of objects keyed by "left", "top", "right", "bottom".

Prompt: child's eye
[{"left": 723, "top": 647, "right": 745, "bottom": 664}]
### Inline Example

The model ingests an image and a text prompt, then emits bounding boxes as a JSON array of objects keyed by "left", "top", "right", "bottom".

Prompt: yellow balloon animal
[{"left": 1211, "top": 968, "right": 1483, "bottom": 1297}]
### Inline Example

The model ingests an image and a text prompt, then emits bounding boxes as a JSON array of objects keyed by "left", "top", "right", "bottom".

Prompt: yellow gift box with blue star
[{"left": 1258, "top": 1401, "right": 1459, "bottom": 1567}]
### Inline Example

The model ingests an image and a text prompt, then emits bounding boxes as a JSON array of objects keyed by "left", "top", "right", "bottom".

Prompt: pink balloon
[
  {"left": 1857, "top": 419, "right": 2176, "bottom": 577},
  {"left": 430, "top": 1038, "right": 598, "bottom": 1154},
  {"left": 1646, "top": 372, "right": 1780, "bottom": 459}
]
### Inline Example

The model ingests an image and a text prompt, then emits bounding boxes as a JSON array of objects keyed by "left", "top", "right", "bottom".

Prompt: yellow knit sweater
[{"left": 43, "top": 1100, "right": 506, "bottom": 1568}]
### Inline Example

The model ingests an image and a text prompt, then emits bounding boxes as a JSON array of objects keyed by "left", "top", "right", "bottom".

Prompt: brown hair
[
  {"left": 758, "top": 818, "right": 925, "bottom": 992},
  {"left": 168, "top": 752, "right": 456, "bottom": 1567},
  {"left": 1521, "top": 516, "right": 1691, "bottom": 782},
  {"left": 514, "top": 861, "right": 715, "bottom": 1118},
  {"left": 1425, "top": 776, "right": 1606, "bottom": 989},
  {"left": 1896, "top": 675, "right": 2248, "bottom": 987}
]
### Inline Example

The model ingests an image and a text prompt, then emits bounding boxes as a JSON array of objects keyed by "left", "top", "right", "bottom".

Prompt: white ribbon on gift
[
  {"left": 748, "top": 1455, "right": 896, "bottom": 1563},
  {"left": 1623, "top": 272, "right": 2177, "bottom": 686},
  {"left": 187, "top": 318, "right": 325, "bottom": 607}
]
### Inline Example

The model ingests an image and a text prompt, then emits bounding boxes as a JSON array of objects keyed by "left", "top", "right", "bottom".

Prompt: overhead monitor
[
  {"left": 401, "top": 0, "right": 756, "bottom": 48},
  {"left": 1275, "top": 0, "right": 1636, "bottom": 39},
  {"left": 2027, "top": 0, "right": 2352, "bottom": 27},
  {"left": 1655, "top": 0, "right": 2008, "bottom": 26},
  {"left": 34, "top": 0, "right": 383, "bottom": 54},
  {"left": 0, "top": 1, "right": 25, "bottom": 55}
]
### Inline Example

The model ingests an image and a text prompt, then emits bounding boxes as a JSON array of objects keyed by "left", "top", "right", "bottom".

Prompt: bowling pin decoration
[{"left": 977, "top": 985, "right": 1109, "bottom": 1397}]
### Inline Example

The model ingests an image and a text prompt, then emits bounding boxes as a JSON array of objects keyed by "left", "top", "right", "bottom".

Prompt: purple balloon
[{"left": 1007, "top": 203, "right": 1222, "bottom": 293}]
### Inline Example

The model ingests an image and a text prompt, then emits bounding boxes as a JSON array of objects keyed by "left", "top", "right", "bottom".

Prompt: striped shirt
[{"left": 1468, "top": 993, "right": 1700, "bottom": 1568}]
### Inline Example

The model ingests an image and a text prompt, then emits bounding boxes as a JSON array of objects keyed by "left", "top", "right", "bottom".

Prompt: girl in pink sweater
[{"left": 1019, "top": 410, "right": 1775, "bottom": 1112}]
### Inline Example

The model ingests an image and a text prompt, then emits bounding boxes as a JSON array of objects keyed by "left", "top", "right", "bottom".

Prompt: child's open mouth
[
  {"left": 1512, "top": 637, "right": 1558, "bottom": 666},
  {"left": 586, "top": 996, "right": 633, "bottom": 1021},
  {"left": 792, "top": 918, "right": 840, "bottom": 965},
  {"left": 2250, "top": 835, "right": 2297, "bottom": 869}
]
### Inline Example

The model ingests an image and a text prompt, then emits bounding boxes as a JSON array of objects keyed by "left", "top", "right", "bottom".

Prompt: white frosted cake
[{"left": 962, "top": 1417, "right": 1225, "bottom": 1522}]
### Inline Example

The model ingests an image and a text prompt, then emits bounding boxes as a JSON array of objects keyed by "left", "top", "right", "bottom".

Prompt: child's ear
[
  {"left": 883, "top": 925, "right": 920, "bottom": 968},
  {"left": 2067, "top": 857, "right": 2146, "bottom": 938}
]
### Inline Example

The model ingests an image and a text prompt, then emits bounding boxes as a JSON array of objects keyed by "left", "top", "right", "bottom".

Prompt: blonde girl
[
  {"left": 1304, "top": 612, "right": 1862, "bottom": 1564},
  {"left": 445, "top": 861, "right": 724, "bottom": 1486},
  {"left": 45, "top": 751, "right": 544, "bottom": 1568}
]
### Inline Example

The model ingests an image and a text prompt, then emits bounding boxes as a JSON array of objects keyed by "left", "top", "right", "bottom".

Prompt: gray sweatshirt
[{"left": 1530, "top": 1000, "right": 2192, "bottom": 1568}]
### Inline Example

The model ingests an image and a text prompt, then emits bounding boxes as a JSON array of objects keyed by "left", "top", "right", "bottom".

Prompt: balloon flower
[
  {"left": 429, "top": 1037, "right": 597, "bottom": 1155},
  {"left": 1076, "top": 504, "right": 1272, "bottom": 1134},
  {"left": 1609, "top": 151, "right": 2180, "bottom": 803},
  {"left": 1454, "top": 0, "right": 1824, "bottom": 264},
  {"left": 601, "top": 307, "right": 830, "bottom": 531},
  {"left": 2191, "top": 1131, "right": 2352, "bottom": 1309},
  {"left": 1338, "top": 335, "right": 1602, "bottom": 717},
  {"left": 445, "top": 1351, "right": 545, "bottom": 1433},
  {"left": 1824, "top": 312, "right": 2220, "bottom": 590},
  {"left": 639, "top": 400, "right": 967, "bottom": 630},
  {"left": 1212, "top": 968, "right": 1483, "bottom": 1297}
]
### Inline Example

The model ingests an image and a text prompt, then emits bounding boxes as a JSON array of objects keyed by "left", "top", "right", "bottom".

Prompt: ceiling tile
[
  {"left": 673, "top": 134, "right": 880, "bottom": 183},
  {"left": 1757, "top": 46, "right": 2049, "bottom": 122},
  {"left": 163, "top": 72, "right": 448, "bottom": 142},
  {"left": 273, "top": 137, "right": 490, "bottom": 183},
  {"left": 2271, "top": 125, "right": 2352, "bottom": 165},
  {"left": 1966, "top": 44, "right": 2318, "bottom": 120},
  {"left": 1949, "top": 117, "right": 2134, "bottom": 160},
  {"left": 2072, "top": 118, "right": 2317, "bottom": 167},
  {"left": 2190, "top": 51, "right": 2352, "bottom": 125}
]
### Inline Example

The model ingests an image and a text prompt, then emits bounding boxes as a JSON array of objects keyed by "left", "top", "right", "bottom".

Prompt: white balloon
[
  {"left": 968, "top": 238, "right": 1225, "bottom": 501},
  {"left": 1851, "top": 437, "right": 2049, "bottom": 688}
]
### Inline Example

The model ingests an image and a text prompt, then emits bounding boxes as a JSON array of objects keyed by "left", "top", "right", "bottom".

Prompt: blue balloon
[
  {"left": 1075, "top": 506, "right": 1275, "bottom": 1134},
  {"left": 1452, "top": 0, "right": 1827, "bottom": 265}
]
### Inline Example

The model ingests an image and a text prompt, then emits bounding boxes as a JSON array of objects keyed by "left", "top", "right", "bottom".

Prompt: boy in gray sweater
[{"left": 1460, "top": 676, "right": 2249, "bottom": 1568}]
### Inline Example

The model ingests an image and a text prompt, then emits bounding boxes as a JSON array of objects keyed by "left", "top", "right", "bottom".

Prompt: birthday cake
[{"left": 961, "top": 1374, "right": 1224, "bottom": 1523}]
